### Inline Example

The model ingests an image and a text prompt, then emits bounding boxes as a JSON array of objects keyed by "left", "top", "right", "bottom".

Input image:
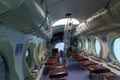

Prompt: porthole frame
[
  {"left": 91, "top": 36, "right": 102, "bottom": 58},
  {"left": 0, "top": 54, "right": 8, "bottom": 80},
  {"left": 22, "top": 40, "right": 35, "bottom": 79},
  {"left": 34, "top": 41, "right": 42, "bottom": 66},
  {"left": 107, "top": 32, "right": 120, "bottom": 62},
  {"left": 0, "top": 33, "right": 19, "bottom": 80}
]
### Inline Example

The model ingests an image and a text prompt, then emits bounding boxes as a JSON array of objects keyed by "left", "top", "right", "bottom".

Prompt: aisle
[{"left": 66, "top": 58, "right": 90, "bottom": 80}]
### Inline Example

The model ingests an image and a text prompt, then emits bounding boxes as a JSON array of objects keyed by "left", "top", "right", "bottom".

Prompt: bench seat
[
  {"left": 45, "top": 58, "right": 57, "bottom": 65},
  {"left": 80, "top": 60, "right": 97, "bottom": 67},
  {"left": 102, "top": 75, "right": 120, "bottom": 80},
  {"left": 49, "top": 68, "right": 68, "bottom": 78},
  {"left": 50, "top": 64, "right": 65, "bottom": 69},
  {"left": 87, "top": 65, "right": 110, "bottom": 73}
]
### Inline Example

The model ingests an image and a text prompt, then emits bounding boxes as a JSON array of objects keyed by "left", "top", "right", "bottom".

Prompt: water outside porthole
[
  {"left": 113, "top": 38, "right": 120, "bottom": 62},
  {"left": 94, "top": 39, "right": 101, "bottom": 56},
  {"left": 25, "top": 50, "right": 31, "bottom": 68},
  {"left": 85, "top": 40, "right": 88, "bottom": 50}
]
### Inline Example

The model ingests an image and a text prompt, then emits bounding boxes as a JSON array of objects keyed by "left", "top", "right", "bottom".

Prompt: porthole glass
[
  {"left": 55, "top": 42, "right": 64, "bottom": 52},
  {"left": 0, "top": 55, "right": 7, "bottom": 80},
  {"left": 113, "top": 38, "right": 120, "bottom": 62},
  {"left": 25, "top": 50, "right": 31, "bottom": 68},
  {"left": 94, "top": 39, "right": 101, "bottom": 55},
  {"left": 85, "top": 40, "right": 88, "bottom": 50},
  {"left": 78, "top": 41, "right": 82, "bottom": 50}
]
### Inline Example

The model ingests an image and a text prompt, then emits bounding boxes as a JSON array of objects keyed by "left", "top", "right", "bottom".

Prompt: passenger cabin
[{"left": 0, "top": 0, "right": 120, "bottom": 80}]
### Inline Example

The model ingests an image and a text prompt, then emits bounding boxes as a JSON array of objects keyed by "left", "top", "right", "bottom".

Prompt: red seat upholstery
[
  {"left": 53, "top": 53, "right": 60, "bottom": 58},
  {"left": 102, "top": 75, "right": 120, "bottom": 80},
  {"left": 87, "top": 65, "right": 110, "bottom": 73},
  {"left": 80, "top": 60, "right": 97, "bottom": 67},
  {"left": 69, "top": 51, "right": 75, "bottom": 57},
  {"left": 50, "top": 64, "right": 65, "bottom": 69},
  {"left": 68, "top": 51, "right": 79, "bottom": 58},
  {"left": 49, "top": 68, "right": 68, "bottom": 78},
  {"left": 45, "top": 58, "right": 56, "bottom": 65},
  {"left": 74, "top": 56, "right": 88, "bottom": 61},
  {"left": 49, "top": 56, "right": 58, "bottom": 59}
]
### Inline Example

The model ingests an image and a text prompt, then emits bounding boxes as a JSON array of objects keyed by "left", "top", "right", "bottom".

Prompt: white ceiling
[{"left": 46, "top": 0, "right": 110, "bottom": 33}]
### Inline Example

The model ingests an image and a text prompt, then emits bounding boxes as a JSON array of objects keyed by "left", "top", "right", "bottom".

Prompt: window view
[
  {"left": 113, "top": 38, "right": 120, "bottom": 62},
  {"left": 0, "top": 55, "right": 6, "bottom": 80},
  {"left": 26, "top": 50, "right": 31, "bottom": 68},
  {"left": 85, "top": 40, "right": 88, "bottom": 50},
  {"left": 94, "top": 39, "right": 101, "bottom": 56},
  {"left": 78, "top": 41, "right": 82, "bottom": 50},
  {"left": 54, "top": 42, "right": 64, "bottom": 52}
]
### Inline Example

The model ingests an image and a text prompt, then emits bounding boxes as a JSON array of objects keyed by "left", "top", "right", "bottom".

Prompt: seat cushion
[
  {"left": 102, "top": 75, "right": 120, "bottom": 80},
  {"left": 75, "top": 56, "right": 88, "bottom": 61},
  {"left": 49, "top": 68, "right": 68, "bottom": 78},
  {"left": 53, "top": 53, "right": 60, "bottom": 58},
  {"left": 45, "top": 58, "right": 56, "bottom": 65},
  {"left": 80, "top": 60, "right": 97, "bottom": 67},
  {"left": 50, "top": 64, "right": 65, "bottom": 69},
  {"left": 87, "top": 65, "right": 110, "bottom": 73}
]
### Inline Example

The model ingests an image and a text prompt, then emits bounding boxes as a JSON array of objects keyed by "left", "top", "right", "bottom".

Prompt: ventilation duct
[
  {"left": 76, "top": 21, "right": 89, "bottom": 34},
  {"left": 0, "top": 0, "right": 52, "bottom": 39},
  {"left": 33, "top": 23, "right": 52, "bottom": 39},
  {"left": 76, "top": 0, "right": 120, "bottom": 34}
]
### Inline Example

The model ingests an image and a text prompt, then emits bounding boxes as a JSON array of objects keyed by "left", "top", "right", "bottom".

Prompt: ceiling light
[{"left": 52, "top": 18, "right": 79, "bottom": 27}]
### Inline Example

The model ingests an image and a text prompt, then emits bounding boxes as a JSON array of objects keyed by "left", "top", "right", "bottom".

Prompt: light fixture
[{"left": 52, "top": 18, "right": 79, "bottom": 27}]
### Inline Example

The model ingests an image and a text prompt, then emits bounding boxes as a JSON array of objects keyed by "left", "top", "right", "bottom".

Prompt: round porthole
[
  {"left": 94, "top": 39, "right": 101, "bottom": 56},
  {"left": 107, "top": 33, "right": 120, "bottom": 62},
  {"left": 25, "top": 49, "right": 31, "bottom": 68},
  {"left": 113, "top": 38, "right": 120, "bottom": 62},
  {"left": 85, "top": 40, "right": 88, "bottom": 50},
  {"left": 54, "top": 42, "right": 64, "bottom": 52},
  {"left": 0, "top": 54, "right": 8, "bottom": 80}
]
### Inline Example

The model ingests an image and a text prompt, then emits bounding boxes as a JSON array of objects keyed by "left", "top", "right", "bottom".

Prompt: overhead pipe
[
  {"left": 76, "top": 21, "right": 89, "bottom": 34},
  {"left": 0, "top": 0, "right": 52, "bottom": 39},
  {"left": 0, "top": 0, "right": 25, "bottom": 16},
  {"left": 33, "top": 23, "right": 52, "bottom": 39},
  {"left": 76, "top": 0, "right": 120, "bottom": 35}
]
